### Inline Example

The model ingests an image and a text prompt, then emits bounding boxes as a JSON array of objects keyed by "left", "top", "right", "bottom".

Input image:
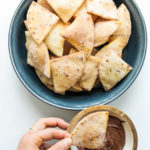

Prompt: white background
[{"left": 0, "top": 0, "right": 149, "bottom": 149}]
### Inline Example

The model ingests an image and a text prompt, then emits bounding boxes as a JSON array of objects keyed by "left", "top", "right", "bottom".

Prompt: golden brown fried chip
[
  {"left": 71, "top": 111, "right": 109, "bottom": 149},
  {"left": 51, "top": 52, "right": 85, "bottom": 94},
  {"left": 37, "top": 0, "right": 53, "bottom": 12},
  {"left": 94, "top": 19, "right": 120, "bottom": 47},
  {"left": 69, "top": 84, "right": 83, "bottom": 92},
  {"left": 68, "top": 48, "right": 82, "bottom": 92},
  {"left": 46, "top": 0, "right": 84, "bottom": 23},
  {"left": 35, "top": 69, "right": 54, "bottom": 91},
  {"left": 25, "top": 31, "right": 50, "bottom": 78},
  {"left": 109, "top": 4, "right": 131, "bottom": 49},
  {"left": 25, "top": 1, "right": 59, "bottom": 44},
  {"left": 79, "top": 56, "right": 100, "bottom": 91},
  {"left": 74, "top": 1, "right": 97, "bottom": 22},
  {"left": 99, "top": 50, "right": 132, "bottom": 91},
  {"left": 45, "top": 22, "right": 67, "bottom": 56},
  {"left": 62, "top": 11, "right": 94, "bottom": 55},
  {"left": 87, "top": 0, "right": 118, "bottom": 20},
  {"left": 95, "top": 37, "right": 123, "bottom": 59}
]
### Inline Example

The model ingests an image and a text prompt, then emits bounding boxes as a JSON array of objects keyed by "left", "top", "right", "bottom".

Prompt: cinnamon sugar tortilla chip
[
  {"left": 74, "top": 1, "right": 97, "bottom": 21},
  {"left": 25, "top": 1, "right": 59, "bottom": 44},
  {"left": 79, "top": 55, "right": 100, "bottom": 91},
  {"left": 45, "top": 21, "right": 67, "bottom": 56},
  {"left": 99, "top": 50, "right": 132, "bottom": 91},
  {"left": 25, "top": 31, "right": 50, "bottom": 78},
  {"left": 46, "top": 0, "right": 84, "bottom": 23},
  {"left": 71, "top": 111, "right": 109, "bottom": 149},
  {"left": 51, "top": 52, "right": 85, "bottom": 94},
  {"left": 95, "top": 37, "right": 123, "bottom": 59},
  {"left": 109, "top": 4, "right": 131, "bottom": 49},
  {"left": 62, "top": 11, "right": 94, "bottom": 55},
  {"left": 94, "top": 19, "right": 120, "bottom": 47},
  {"left": 87, "top": 0, "right": 118, "bottom": 20},
  {"left": 35, "top": 69, "right": 54, "bottom": 91},
  {"left": 37, "top": 0, "right": 53, "bottom": 12}
]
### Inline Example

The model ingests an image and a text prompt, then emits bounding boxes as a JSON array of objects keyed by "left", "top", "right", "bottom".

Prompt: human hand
[{"left": 17, "top": 118, "right": 72, "bottom": 150}]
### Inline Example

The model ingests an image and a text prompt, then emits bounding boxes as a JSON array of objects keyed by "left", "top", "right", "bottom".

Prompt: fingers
[
  {"left": 34, "top": 128, "right": 70, "bottom": 145},
  {"left": 32, "top": 118, "right": 69, "bottom": 130},
  {"left": 48, "top": 138, "right": 72, "bottom": 150},
  {"left": 40, "top": 143, "right": 53, "bottom": 150}
]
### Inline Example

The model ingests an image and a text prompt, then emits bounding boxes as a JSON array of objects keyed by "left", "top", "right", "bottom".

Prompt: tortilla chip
[
  {"left": 74, "top": 1, "right": 97, "bottom": 22},
  {"left": 45, "top": 22, "right": 67, "bottom": 56},
  {"left": 25, "top": 31, "right": 50, "bottom": 78},
  {"left": 99, "top": 50, "right": 132, "bottom": 91},
  {"left": 69, "top": 84, "right": 83, "bottom": 92},
  {"left": 68, "top": 48, "right": 82, "bottom": 92},
  {"left": 87, "top": 0, "right": 118, "bottom": 20},
  {"left": 71, "top": 111, "right": 109, "bottom": 149},
  {"left": 35, "top": 69, "right": 54, "bottom": 91},
  {"left": 79, "top": 56, "right": 100, "bottom": 91},
  {"left": 109, "top": 4, "right": 131, "bottom": 49},
  {"left": 46, "top": 0, "right": 84, "bottom": 23},
  {"left": 74, "top": 1, "right": 86, "bottom": 18},
  {"left": 51, "top": 52, "right": 85, "bottom": 94},
  {"left": 62, "top": 11, "right": 94, "bottom": 55},
  {"left": 25, "top": 1, "right": 59, "bottom": 44},
  {"left": 69, "top": 48, "right": 97, "bottom": 56},
  {"left": 95, "top": 37, "right": 123, "bottom": 59},
  {"left": 37, "top": 0, "right": 53, "bottom": 12},
  {"left": 94, "top": 19, "right": 120, "bottom": 47}
]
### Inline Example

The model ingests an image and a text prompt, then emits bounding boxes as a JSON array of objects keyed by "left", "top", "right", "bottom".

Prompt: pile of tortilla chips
[{"left": 24, "top": 0, "right": 132, "bottom": 95}]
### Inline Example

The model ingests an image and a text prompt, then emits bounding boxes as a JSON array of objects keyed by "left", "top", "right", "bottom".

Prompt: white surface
[{"left": 0, "top": 0, "right": 149, "bottom": 149}]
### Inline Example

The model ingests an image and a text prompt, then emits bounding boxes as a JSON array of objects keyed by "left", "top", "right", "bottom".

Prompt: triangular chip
[
  {"left": 94, "top": 19, "right": 120, "bottom": 47},
  {"left": 25, "top": 1, "right": 59, "bottom": 44},
  {"left": 37, "top": 0, "right": 53, "bottom": 12},
  {"left": 25, "top": 31, "right": 50, "bottom": 78},
  {"left": 74, "top": 1, "right": 86, "bottom": 18},
  {"left": 69, "top": 84, "right": 82, "bottom": 92},
  {"left": 62, "top": 11, "right": 94, "bottom": 55},
  {"left": 69, "top": 48, "right": 82, "bottom": 92},
  {"left": 87, "top": 0, "right": 118, "bottom": 20},
  {"left": 51, "top": 52, "right": 85, "bottom": 94},
  {"left": 79, "top": 56, "right": 100, "bottom": 91},
  {"left": 74, "top": 1, "right": 97, "bottom": 22},
  {"left": 46, "top": 0, "right": 84, "bottom": 23},
  {"left": 99, "top": 50, "right": 132, "bottom": 91},
  {"left": 95, "top": 37, "right": 124, "bottom": 59},
  {"left": 45, "top": 22, "right": 67, "bottom": 56},
  {"left": 35, "top": 69, "right": 54, "bottom": 91},
  {"left": 71, "top": 111, "right": 109, "bottom": 149},
  {"left": 109, "top": 4, "right": 131, "bottom": 49}
]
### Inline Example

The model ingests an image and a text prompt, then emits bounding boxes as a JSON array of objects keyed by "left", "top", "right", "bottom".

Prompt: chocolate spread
[{"left": 78, "top": 116, "right": 125, "bottom": 150}]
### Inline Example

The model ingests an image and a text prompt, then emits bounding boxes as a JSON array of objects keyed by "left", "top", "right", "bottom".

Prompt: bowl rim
[
  {"left": 68, "top": 105, "right": 138, "bottom": 150},
  {"left": 8, "top": 0, "right": 147, "bottom": 110}
]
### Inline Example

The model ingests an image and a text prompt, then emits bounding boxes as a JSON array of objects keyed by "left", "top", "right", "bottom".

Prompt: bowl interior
[
  {"left": 9, "top": 0, "right": 147, "bottom": 110},
  {"left": 68, "top": 105, "right": 138, "bottom": 150}
]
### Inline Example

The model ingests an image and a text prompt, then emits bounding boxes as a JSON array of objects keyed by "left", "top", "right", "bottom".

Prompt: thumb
[{"left": 49, "top": 138, "right": 72, "bottom": 150}]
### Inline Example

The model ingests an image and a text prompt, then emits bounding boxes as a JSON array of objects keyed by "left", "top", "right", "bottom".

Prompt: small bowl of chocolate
[{"left": 68, "top": 105, "right": 138, "bottom": 150}]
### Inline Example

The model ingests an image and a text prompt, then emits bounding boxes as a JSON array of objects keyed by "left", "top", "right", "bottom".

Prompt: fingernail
[{"left": 64, "top": 138, "right": 72, "bottom": 145}]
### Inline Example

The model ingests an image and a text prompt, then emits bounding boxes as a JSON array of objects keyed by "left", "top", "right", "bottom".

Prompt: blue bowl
[{"left": 9, "top": 0, "right": 147, "bottom": 110}]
